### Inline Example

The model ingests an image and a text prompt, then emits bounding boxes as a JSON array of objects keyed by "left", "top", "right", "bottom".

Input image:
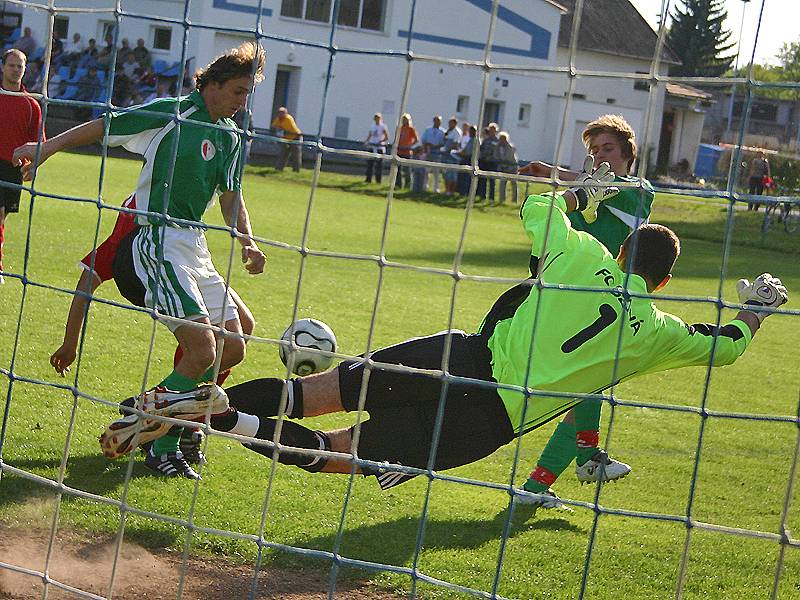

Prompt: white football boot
[{"left": 576, "top": 450, "right": 631, "bottom": 484}]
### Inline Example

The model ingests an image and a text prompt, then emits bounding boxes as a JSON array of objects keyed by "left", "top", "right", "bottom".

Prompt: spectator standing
[
  {"left": 364, "top": 112, "right": 389, "bottom": 184},
  {"left": 420, "top": 115, "right": 445, "bottom": 193},
  {"left": 477, "top": 122, "right": 499, "bottom": 200},
  {"left": 442, "top": 116, "right": 462, "bottom": 196},
  {"left": 747, "top": 152, "right": 771, "bottom": 211},
  {"left": 116, "top": 38, "right": 133, "bottom": 69},
  {"left": 12, "top": 27, "right": 37, "bottom": 58},
  {"left": 455, "top": 123, "right": 476, "bottom": 197},
  {"left": 493, "top": 131, "right": 518, "bottom": 204},
  {"left": 132, "top": 38, "right": 151, "bottom": 69},
  {"left": 395, "top": 113, "right": 418, "bottom": 189},
  {"left": 271, "top": 106, "right": 302, "bottom": 172},
  {"left": 0, "top": 50, "right": 45, "bottom": 283}
]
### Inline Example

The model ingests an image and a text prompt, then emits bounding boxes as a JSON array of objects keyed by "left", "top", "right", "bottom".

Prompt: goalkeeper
[
  {"left": 15, "top": 42, "right": 267, "bottom": 479},
  {"left": 104, "top": 159, "right": 787, "bottom": 495},
  {"left": 518, "top": 114, "right": 655, "bottom": 505}
]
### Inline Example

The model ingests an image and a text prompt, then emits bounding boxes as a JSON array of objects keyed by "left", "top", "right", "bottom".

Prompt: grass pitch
[{"left": 1, "top": 152, "right": 799, "bottom": 599}]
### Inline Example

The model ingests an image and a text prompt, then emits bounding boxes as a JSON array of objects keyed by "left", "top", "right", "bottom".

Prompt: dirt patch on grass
[{"left": 0, "top": 526, "right": 401, "bottom": 599}]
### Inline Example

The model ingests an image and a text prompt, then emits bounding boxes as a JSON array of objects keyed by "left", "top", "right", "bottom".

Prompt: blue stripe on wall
[
  {"left": 212, "top": 0, "right": 273, "bottom": 17},
  {"left": 399, "top": 0, "right": 551, "bottom": 60}
]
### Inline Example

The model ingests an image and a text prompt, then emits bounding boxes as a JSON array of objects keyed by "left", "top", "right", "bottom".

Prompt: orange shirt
[
  {"left": 271, "top": 114, "right": 301, "bottom": 140},
  {"left": 397, "top": 125, "right": 418, "bottom": 158}
]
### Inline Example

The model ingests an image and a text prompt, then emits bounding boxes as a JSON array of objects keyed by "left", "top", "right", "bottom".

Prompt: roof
[
  {"left": 556, "top": 0, "right": 680, "bottom": 64},
  {"left": 665, "top": 82, "right": 713, "bottom": 100}
]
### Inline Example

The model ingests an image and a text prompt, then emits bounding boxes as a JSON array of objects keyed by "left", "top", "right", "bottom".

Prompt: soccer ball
[{"left": 279, "top": 318, "right": 337, "bottom": 376}]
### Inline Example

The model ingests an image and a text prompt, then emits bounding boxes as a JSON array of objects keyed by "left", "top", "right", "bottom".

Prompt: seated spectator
[
  {"left": 116, "top": 38, "right": 132, "bottom": 68},
  {"left": 103, "top": 33, "right": 114, "bottom": 55},
  {"left": 180, "top": 60, "right": 194, "bottom": 94},
  {"left": 12, "top": 27, "right": 37, "bottom": 58},
  {"left": 120, "top": 52, "right": 140, "bottom": 79},
  {"left": 75, "top": 66, "right": 101, "bottom": 102},
  {"left": 96, "top": 46, "right": 113, "bottom": 70},
  {"left": 63, "top": 32, "right": 85, "bottom": 65},
  {"left": 132, "top": 38, "right": 151, "bottom": 69},
  {"left": 130, "top": 67, "right": 156, "bottom": 104},
  {"left": 77, "top": 38, "right": 99, "bottom": 69},
  {"left": 22, "top": 59, "right": 44, "bottom": 93},
  {"left": 51, "top": 36, "right": 63, "bottom": 63},
  {"left": 493, "top": 131, "right": 519, "bottom": 204}
]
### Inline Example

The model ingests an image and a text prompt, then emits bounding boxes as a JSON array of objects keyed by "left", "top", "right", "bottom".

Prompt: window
[
  {"left": 733, "top": 100, "right": 778, "bottom": 122},
  {"left": 283, "top": 0, "right": 385, "bottom": 31},
  {"left": 518, "top": 103, "right": 531, "bottom": 126},
  {"left": 456, "top": 95, "right": 469, "bottom": 115},
  {"left": 606, "top": 98, "right": 616, "bottom": 105},
  {"left": 153, "top": 26, "right": 172, "bottom": 51},
  {"left": 305, "top": 0, "right": 331, "bottom": 22},
  {"left": 54, "top": 16, "right": 69, "bottom": 40},
  {"left": 634, "top": 71, "right": 650, "bottom": 92},
  {"left": 280, "top": 0, "right": 302, "bottom": 18}
]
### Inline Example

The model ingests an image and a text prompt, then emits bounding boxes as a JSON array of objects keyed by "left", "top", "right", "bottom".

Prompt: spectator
[
  {"left": 493, "top": 131, "right": 518, "bottom": 204},
  {"left": 455, "top": 124, "right": 477, "bottom": 196},
  {"left": 364, "top": 112, "right": 389, "bottom": 184},
  {"left": 132, "top": 38, "right": 151, "bottom": 69},
  {"left": 103, "top": 33, "right": 114, "bottom": 56},
  {"left": 22, "top": 60, "right": 43, "bottom": 93},
  {"left": 75, "top": 66, "right": 101, "bottom": 102},
  {"left": 120, "top": 52, "right": 140, "bottom": 79},
  {"left": 12, "top": 27, "right": 36, "bottom": 58},
  {"left": 271, "top": 106, "right": 302, "bottom": 172},
  {"left": 50, "top": 37, "right": 64, "bottom": 65},
  {"left": 395, "top": 113, "right": 418, "bottom": 189},
  {"left": 442, "top": 116, "right": 461, "bottom": 196},
  {"left": 0, "top": 49, "right": 46, "bottom": 284},
  {"left": 63, "top": 33, "right": 85, "bottom": 65},
  {"left": 78, "top": 38, "right": 99, "bottom": 69},
  {"left": 181, "top": 60, "right": 195, "bottom": 94},
  {"left": 96, "top": 45, "right": 113, "bottom": 71},
  {"left": 411, "top": 145, "right": 428, "bottom": 193},
  {"left": 477, "top": 122, "right": 499, "bottom": 200},
  {"left": 747, "top": 152, "right": 771, "bottom": 211},
  {"left": 420, "top": 115, "right": 445, "bottom": 193},
  {"left": 116, "top": 38, "right": 132, "bottom": 68}
]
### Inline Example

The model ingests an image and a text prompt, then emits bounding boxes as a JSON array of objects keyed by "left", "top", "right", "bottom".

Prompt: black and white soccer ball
[{"left": 279, "top": 318, "right": 337, "bottom": 376}]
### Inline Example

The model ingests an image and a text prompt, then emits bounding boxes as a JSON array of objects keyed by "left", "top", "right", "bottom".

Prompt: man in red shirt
[{"left": 0, "top": 49, "right": 45, "bottom": 283}]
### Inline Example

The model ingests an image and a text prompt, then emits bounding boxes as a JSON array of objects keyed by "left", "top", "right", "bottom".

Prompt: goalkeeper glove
[
  {"left": 566, "top": 155, "right": 618, "bottom": 224},
  {"left": 735, "top": 273, "right": 788, "bottom": 324}
]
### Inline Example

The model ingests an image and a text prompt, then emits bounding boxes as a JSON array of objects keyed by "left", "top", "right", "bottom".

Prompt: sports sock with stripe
[
  {"left": 574, "top": 398, "right": 602, "bottom": 466},
  {"left": 224, "top": 377, "right": 304, "bottom": 418},
  {"left": 152, "top": 370, "right": 200, "bottom": 455},
  {"left": 523, "top": 421, "right": 576, "bottom": 493}
]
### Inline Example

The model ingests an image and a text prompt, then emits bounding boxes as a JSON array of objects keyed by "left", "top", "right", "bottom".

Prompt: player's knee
[{"left": 223, "top": 336, "right": 246, "bottom": 368}]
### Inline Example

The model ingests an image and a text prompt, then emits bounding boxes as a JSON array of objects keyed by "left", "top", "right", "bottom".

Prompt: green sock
[
  {"left": 152, "top": 370, "right": 200, "bottom": 455},
  {"left": 523, "top": 421, "right": 576, "bottom": 493},
  {"left": 574, "top": 398, "right": 602, "bottom": 465}
]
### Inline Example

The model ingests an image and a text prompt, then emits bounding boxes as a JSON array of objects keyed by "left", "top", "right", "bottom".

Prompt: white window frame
[{"left": 279, "top": 0, "right": 386, "bottom": 33}]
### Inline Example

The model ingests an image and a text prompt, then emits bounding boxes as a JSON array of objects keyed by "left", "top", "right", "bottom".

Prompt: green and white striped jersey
[
  {"left": 567, "top": 175, "right": 655, "bottom": 255},
  {"left": 107, "top": 90, "right": 241, "bottom": 226}
]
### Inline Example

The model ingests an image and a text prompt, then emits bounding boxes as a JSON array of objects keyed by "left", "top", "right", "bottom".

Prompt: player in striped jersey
[{"left": 15, "top": 42, "right": 266, "bottom": 478}]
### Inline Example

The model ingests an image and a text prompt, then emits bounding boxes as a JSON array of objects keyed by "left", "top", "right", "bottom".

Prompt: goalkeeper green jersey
[
  {"left": 482, "top": 194, "right": 751, "bottom": 434},
  {"left": 106, "top": 90, "right": 241, "bottom": 226},
  {"left": 567, "top": 175, "right": 654, "bottom": 255}
]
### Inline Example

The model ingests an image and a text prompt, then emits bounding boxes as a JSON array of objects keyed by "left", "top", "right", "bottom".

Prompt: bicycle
[{"left": 761, "top": 198, "right": 800, "bottom": 234}]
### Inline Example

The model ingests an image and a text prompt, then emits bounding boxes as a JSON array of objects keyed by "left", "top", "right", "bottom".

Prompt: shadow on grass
[{"left": 265, "top": 502, "right": 582, "bottom": 579}]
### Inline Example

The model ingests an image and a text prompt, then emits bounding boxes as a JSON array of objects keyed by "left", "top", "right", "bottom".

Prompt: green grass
[{"left": 1, "top": 152, "right": 799, "bottom": 599}]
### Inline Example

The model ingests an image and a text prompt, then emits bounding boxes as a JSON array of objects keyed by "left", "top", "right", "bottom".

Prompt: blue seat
[
  {"left": 60, "top": 85, "right": 79, "bottom": 100},
  {"left": 161, "top": 62, "right": 180, "bottom": 77},
  {"left": 29, "top": 46, "right": 44, "bottom": 61},
  {"left": 97, "top": 70, "right": 106, "bottom": 82},
  {"left": 57, "top": 65, "right": 70, "bottom": 80},
  {"left": 6, "top": 27, "right": 21, "bottom": 43},
  {"left": 69, "top": 67, "right": 87, "bottom": 82},
  {"left": 152, "top": 59, "right": 168, "bottom": 74}
]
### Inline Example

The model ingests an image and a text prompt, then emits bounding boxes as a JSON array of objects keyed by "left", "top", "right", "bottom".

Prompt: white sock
[{"left": 228, "top": 412, "right": 260, "bottom": 438}]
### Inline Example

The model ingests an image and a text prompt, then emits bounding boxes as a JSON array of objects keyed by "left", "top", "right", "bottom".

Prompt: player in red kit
[{"left": 0, "top": 49, "right": 45, "bottom": 283}]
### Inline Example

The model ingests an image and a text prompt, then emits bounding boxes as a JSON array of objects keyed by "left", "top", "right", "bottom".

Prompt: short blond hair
[
  {"left": 582, "top": 114, "right": 637, "bottom": 170},
  {"left": 195, "top": 41, "right": 265, "bottom": 91}
]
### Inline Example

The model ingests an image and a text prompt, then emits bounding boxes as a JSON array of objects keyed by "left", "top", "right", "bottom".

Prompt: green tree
[{"left": 667, "top": 0, "right": 735, "bottom": 77}]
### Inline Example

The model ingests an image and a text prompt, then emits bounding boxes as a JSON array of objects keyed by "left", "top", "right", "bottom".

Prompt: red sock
[{"left": 0, "top": 222, "right": 5, "bottom": 270}]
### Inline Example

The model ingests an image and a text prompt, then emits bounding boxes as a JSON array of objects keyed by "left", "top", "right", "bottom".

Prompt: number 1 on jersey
[{"left": 561, "top": 303, "right": 618, "bottom": 353}]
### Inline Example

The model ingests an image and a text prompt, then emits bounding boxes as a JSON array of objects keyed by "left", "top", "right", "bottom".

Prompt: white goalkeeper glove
[
  {"left": 566, "top": 155, "right": 619, "bottom": 224},
  {"left": 735, "top": 273, "right": 788, "bottom": 324}
]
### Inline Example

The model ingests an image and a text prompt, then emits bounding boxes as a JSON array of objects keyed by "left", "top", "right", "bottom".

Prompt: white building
[{"left": 12, "top": 0, "right": 678, "bottom": 168}]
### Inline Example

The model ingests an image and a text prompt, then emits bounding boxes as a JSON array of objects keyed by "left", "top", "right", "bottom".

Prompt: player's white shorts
[{"left": 131, "top": 225, "right": 237, "bottom": 332}]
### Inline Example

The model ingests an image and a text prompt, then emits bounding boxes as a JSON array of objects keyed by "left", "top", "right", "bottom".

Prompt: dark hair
[
  {"left": 620, "top": 224, "right": 680, "bottom": 290},
  {"left": 195, "top": 41, "right": 265, "bottom": 91}
]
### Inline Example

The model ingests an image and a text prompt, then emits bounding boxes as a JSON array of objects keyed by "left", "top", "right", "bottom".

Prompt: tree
[{"left": 667, "top": 0, "right": 736, "bottom": 77}]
